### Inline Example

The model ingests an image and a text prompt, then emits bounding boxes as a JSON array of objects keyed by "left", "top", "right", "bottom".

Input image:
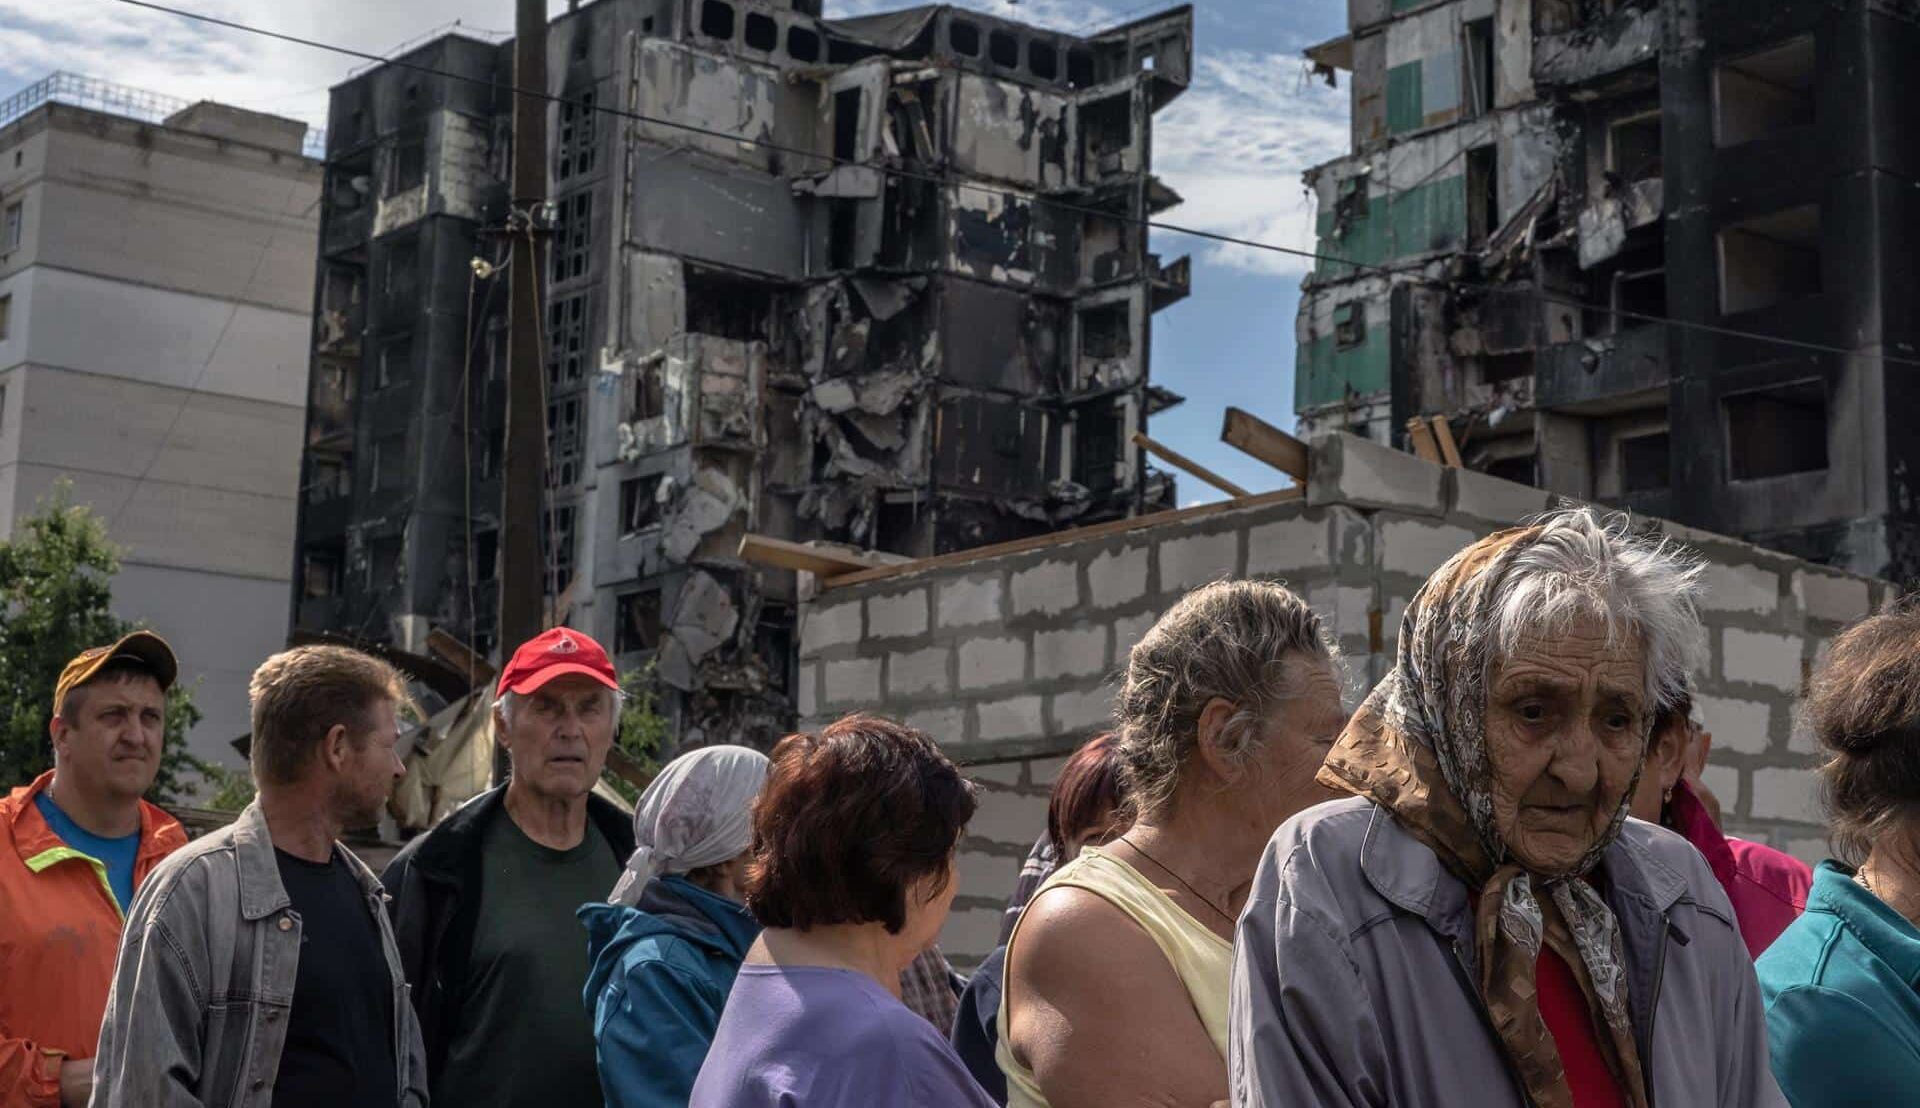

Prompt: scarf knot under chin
[{"left": 1315, "top": 526, "right": 1649, "bottom": 1108}]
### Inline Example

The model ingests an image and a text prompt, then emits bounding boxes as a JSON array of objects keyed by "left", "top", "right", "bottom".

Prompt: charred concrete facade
[
  {"left": 1297, "top": 0, "right": 1920, "bottom": 583},
  {"left": 292, "top": 0, "right": 1193, "bottom": 748}
]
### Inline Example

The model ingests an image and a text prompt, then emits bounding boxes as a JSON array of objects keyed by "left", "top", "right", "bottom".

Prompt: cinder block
[
  {"left": 1050, "top": 685, "right": 1116, "bottom": 733},
  {"left": 1034, "top": 626, "right": 1110, "bottom": 680},
  {"left": 1699, "top": 563, "right": 1778, "bottom": 616},
  {"left": 1308, "top": 583, "right": 1374, "bottom": 646},
  {"left": 1448, "top": 467, "right": 1551, "bottom": 525},
  {"left": 958, "top": 636, "right": 1028, "bottom": 690},
  {"left": 967, "top": 762, "right": 1025, "bottom": 787},
  {"left": 936, "top": 906, "right": 1006, "bottom": 969},
  {"left": 1307, "top": 431, "right": 1446, "bottom": 517},
  {"left": 1699, "top": 763, "right": 1741, "bottom": 816},
  {"left": 1028, "top": 755, "right": 1070, "bottom": 789},
  {"left": 796, "top": 661, "right": 818, "bottom": 718},
  {"left": 1087, "top": 546, "right": 1150, "bottom": 608},
  {"left": 968, "top": 778, "right": 1047, "bottom": 843},
  {"left": 1694, "top": 695, "right": 1771, "bottom": 755},
  {"left": 955, "top": 850, "right": 1021, "bottom": 907},
  {"left": 1793, "top": 570, "right": 1872, "bottom": 624},
  {"left": 1159, "top": 531, "right": 1240, "bottom": 593},
  {"left": 799, "top": 601, "right": 862, "bottom": 655},
  {"left": 1750, "top": 766, "right": 1821, "bottom": 824},
  {"left": 866, "top": 588, "right": 930, "bottom": 638},
  {"left": 1111, "top": 610, "right": 1161, "bottom": 665},
  {"left": 1012, "top": 560, "right": 1080, "bottom": 616},
  {"left": 888, "top": 645, "right": 952, "bottom": 698},
  {"left": 975, "top": 695, "right": 1046, "bottom": 741},
  {"left": 905, "top": 706, "right": 967, "bottom": 745},
  {"left": 822, "top": 656, "right": 881, "bottom": 706},
  {"left": 1377, "top": 517, "right": 1480, "bottom": 579},
  {"left": 1245, "top": 516, "right": 1328, "bottom": 577},
  {"left": 1721, "top": 628, "right": 1804, "bottom": 690},
  {"left": 939, "top": 576, "right": 1005, "bottom": 628},
  {"left": 1783, "top": 837, "right": 1828, "bottom": 868}
]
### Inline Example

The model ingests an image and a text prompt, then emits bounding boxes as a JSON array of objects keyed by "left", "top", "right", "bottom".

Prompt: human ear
[{"left": 1195, "top": 697, "right": 1242, "bottom": 780}]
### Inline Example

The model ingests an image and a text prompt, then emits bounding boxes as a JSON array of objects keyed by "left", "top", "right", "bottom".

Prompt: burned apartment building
[
  {"left": 1297, "top": 0, "right": 1920, "bottom": 582},
  {"left": 292, "top": 0, "right": 1194, "bottom": 747}
]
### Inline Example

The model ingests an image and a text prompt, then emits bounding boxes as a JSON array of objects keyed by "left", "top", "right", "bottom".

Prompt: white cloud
[
  {"left": 2, "top": 0, "right": 1354, "bottom": 281},
  {"left": 1151, "top": 50, "right": 1349, "bottom": 277}
]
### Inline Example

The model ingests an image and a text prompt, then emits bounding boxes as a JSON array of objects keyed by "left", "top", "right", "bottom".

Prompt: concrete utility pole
[{"left": 499, "top": 0, "right": 549, "bottom": 660}]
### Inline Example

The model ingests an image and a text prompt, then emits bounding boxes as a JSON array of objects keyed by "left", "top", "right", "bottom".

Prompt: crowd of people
[{"left": 4, "top": 506, "right": 1920, "bottom": 1105}]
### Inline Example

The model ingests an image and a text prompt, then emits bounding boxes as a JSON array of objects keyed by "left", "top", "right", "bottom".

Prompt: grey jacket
[
  {"left": 90, "top": 802, "right": 428, "bottom": 1107},
  {"left": 1228, "top": 797, "right": 1785, "bottom": 1108}
]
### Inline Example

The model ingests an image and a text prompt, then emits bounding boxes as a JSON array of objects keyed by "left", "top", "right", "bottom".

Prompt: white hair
[{"left": 1490, "top": 508, "right": 1705, "bottom": 711}]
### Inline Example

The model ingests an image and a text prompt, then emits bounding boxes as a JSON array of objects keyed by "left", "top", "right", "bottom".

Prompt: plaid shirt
[
  {"left": 899, "top": 945, "right": 963, "bottom": 1033},
  {"left": 998, "top": 833, "right": 1059, "bottom": 946}
]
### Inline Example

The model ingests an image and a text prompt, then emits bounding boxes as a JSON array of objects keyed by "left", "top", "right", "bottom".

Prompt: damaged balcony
[{"left": 1533, "top": 0, "right": 1661, "bottom": 95}]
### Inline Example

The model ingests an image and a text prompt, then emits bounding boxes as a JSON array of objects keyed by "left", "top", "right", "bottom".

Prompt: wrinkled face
[
  {"left": 1485, "top": 613, "right": 1651, "bottom": 875},
  {"left": 1240, "top": 654, "right": 1351, "bottom": 834},
  {"left": 53, "top": 675, "right": 167, "bottom": 801},
  {"left": 499, "top": 674, "right": 616, "bottom": 801},
  {"left": 334, "top": 697, "right": 405, "bottom": 830}
]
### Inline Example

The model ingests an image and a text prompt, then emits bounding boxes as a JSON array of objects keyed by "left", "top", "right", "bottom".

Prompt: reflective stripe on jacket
[
  {"left": 90, "top": 800, "right": 428, "bottom": 1107},
  {"left": 0, "top": 770, "right": 184, "bottom": 1108}
]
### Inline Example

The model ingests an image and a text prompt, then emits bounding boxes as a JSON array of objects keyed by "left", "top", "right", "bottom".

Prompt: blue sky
[{"left": 1, "top": 0, "right": 1352, "bottom": 506}]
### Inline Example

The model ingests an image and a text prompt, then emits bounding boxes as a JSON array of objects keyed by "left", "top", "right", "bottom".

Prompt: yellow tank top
[{"left": 994, "top": 845, "right": 1233, "bottom": 1108}]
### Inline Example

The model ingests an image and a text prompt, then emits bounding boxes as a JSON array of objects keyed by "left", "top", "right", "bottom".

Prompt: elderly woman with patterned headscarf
[
  {"left": 1229, "top": 508, "right": 1785, "bottom": 1108},
  {"left": 579, "top": 745, "right": 769, "bottom": 1108}
]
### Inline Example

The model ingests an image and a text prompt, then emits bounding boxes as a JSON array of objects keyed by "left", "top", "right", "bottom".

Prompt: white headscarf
[{"left": 608, "top": 744, "right": 769, "bottom": 907}]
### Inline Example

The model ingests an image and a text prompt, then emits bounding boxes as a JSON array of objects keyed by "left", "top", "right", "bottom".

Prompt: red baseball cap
[{"left": 496, "top": 628, "right": 619, "bottom": 698}]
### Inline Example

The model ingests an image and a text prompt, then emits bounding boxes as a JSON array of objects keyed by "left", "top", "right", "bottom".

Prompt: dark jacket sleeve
[{"left": 949, "top": 948, "right": 1008, "bottom": 1105}]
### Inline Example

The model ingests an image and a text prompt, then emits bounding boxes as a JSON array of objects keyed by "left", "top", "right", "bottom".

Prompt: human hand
[{"left": 59, "top": 1057, "right": 94, "bottom": 1108}]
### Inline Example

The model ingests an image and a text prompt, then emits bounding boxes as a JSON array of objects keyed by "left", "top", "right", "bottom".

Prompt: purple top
[{"left": 690, "top": 964, "right": 997, "bottom": 1108}]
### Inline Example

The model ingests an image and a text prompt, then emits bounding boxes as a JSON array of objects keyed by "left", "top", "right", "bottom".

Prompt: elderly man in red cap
[
  {"left": 382, "top": 628, "right": 636, "bottom": 1108},
  {"left": 0, "top": 632, "right": 184, "bottom": 1108}
]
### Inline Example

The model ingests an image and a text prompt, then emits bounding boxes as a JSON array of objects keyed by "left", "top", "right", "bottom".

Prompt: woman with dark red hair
[
  {"left": 951, "top": 732, "right": 1132, "bottom": 1104},
  {"left": 689, "top": 714, "right": 995, "bottom": 1107}
]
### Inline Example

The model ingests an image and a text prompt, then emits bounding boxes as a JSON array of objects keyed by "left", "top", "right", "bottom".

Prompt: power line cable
[{"left": 108, "top": 0, "right": 1920, "bottom": 374}]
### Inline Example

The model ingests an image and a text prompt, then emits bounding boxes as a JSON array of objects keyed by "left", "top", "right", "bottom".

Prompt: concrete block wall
[{"left": 795, "top": 434, "right": 1891, "bottom": 966}]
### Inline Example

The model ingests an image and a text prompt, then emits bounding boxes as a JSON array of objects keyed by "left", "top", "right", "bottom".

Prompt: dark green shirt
[{"left": 436, "top": 812, "right": 621, "bottom": 1108}]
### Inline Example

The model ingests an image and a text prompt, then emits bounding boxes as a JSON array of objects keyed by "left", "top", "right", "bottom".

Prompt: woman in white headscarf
[{"left": 579, "top": 745, "right": 769, "bottom": 1108}]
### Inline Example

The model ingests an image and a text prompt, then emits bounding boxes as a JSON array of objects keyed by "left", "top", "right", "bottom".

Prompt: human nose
[{"left": 1549, "top": 720, "right": 1602, "bottom": 795}]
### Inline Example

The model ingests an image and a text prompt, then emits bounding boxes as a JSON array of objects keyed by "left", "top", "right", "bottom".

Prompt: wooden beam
[
  {"left": 1430, "top": 415, "right": 1465, "bottom": 468},
  {"left": 822, "top": 487, "right": 1306, "bottom": 591},
  {"left": 605, "top": 746, "right": 656, "bottom": 794},
  {"left": 737, "top": 533, "right": 891, "bottom": 578},
  {"left": 1131, "top": 432, "right": 1252, "bottom": 499},
  {"left": 1406, "top": 417, "right": 1442, "bottom": 463},
  {"left": 426, "top": 628, "right": 496, "bottom": 688},
  {"left": 1220, "top": 407, "right": 1310, "bottom": 481}
]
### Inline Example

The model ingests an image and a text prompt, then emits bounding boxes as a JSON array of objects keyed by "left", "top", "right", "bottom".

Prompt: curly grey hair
[
  {"left": 1488, "top": 508, "right": 1706, "bottom": 713},
  {"left": 1114, "top": 579, "right": 1337, "bottom": 819}
]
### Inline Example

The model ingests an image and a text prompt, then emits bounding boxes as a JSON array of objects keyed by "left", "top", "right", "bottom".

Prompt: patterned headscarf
[{"left": 1318, "top": 525, "right": 1651, "bottom": 1108}]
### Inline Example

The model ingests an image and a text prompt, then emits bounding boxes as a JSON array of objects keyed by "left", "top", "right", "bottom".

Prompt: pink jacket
[{"left": 1669, "top": 779, "right": 1811, "bottom": 957}]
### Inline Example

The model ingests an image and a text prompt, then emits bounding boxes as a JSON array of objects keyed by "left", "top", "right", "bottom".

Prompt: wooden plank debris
[
  {"left": 1220, "top": 407, "right": 1310, "bottom": 481},
  {"left": 1131, "top": 432, "right": 1252, "bottom": 499},
  {"left": 737, "top": 533, "right": 894, "bottom": 579}
]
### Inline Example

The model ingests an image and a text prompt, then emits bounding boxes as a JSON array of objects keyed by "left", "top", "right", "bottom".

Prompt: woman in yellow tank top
[{"left": 997, "top": 581, "right": 1350, "bottom": 1108}]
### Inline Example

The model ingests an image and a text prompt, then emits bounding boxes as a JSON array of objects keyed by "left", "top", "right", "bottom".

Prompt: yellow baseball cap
[{"left": 54, "top": 631, "right": 178, "bottom": 716}]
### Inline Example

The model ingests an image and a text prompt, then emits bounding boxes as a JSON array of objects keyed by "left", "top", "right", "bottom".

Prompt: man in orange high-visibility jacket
[{"left": 0, "top": 632, "right": 186, "bottom": 1107}]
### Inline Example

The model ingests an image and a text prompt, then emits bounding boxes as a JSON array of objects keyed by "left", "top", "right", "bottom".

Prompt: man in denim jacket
[{"left": 91, "top": 645, "right": 428, "bottom": 1107}]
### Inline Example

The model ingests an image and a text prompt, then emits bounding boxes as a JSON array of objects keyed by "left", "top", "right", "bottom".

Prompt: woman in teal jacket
[
  {"left": 579, "top": 745, "right": 769, "bottom": 1108},
  {"left": 1756, "top": 608, "right": 1920, "bottom": 1106}
]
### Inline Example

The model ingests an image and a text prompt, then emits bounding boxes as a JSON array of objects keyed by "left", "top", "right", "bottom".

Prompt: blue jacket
[
  {"left": 1756, "top": 860, "right": 1920, "bottom": 1106},
  {"left": 580, "top": 875, "right": 761, "bottom": 1108}
]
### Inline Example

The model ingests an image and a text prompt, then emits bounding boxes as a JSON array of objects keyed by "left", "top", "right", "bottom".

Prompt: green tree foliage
[
  {"left": 608, "top": 662, "right": 671, "bottom": 803},
  {"left": 0, "top": 484, "right": 216, "bottom": 806}
]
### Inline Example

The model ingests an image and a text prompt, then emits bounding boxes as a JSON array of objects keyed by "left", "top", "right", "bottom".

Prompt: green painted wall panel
[
  {"left": 1314, "top": 175, "right": 1467, "bottom": 276},
  {"left": 1386, "top": 62, "right": 1424, "bottom": 136},
  {"left": 1391, "top": 0, "right": 1428, "bottom": 10},
  {"left": 1296, "top": 326, "right": 1392, "bottom": 412}
]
